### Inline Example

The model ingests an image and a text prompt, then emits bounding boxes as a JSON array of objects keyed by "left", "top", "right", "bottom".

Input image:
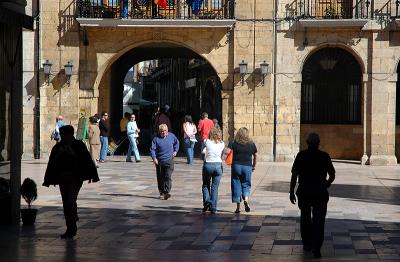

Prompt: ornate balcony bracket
[
  {"left": 299, "top": 19, "right": 368, "bottom": 28},
  {"left": 76, "top": 18, "right": 235, "bottom": 28}
]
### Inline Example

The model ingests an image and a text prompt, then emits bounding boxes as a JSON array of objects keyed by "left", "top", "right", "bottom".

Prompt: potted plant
[{"left": 20, "top": 178, "right": 38, "bottom": 226}]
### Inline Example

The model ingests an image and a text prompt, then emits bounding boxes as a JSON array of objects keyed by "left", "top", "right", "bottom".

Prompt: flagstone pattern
[{"left": 1, "top": 156, "right": 400, "bottom": 261}]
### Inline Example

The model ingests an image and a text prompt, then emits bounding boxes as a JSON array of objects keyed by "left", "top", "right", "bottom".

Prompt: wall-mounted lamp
[
  {"left": 239, "top": 60, "right": 247, "bottom": 86},
  {"left": 43, "top": 60, "right": 52, "bottom": 85},
  {"left": 260, "top": 61, "right": 270, "bottom": 85},
  {"left": 64, "top": 61, "right": 73, "bottom": 86}
]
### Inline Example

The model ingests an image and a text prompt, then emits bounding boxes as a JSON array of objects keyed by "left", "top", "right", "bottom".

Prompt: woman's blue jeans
[
  {"left": 231, "top": 163, "right": 252, "bottom": 203},
  {"left": 183, "top": 137, "right": 195, "bottom": 164},
  {"left": 202, "top": 162, "right": 223, "bottom": 211},
  {"left": 126, "top": 134, "right": 140, "bottom": 161},
  {"left": 99, "top": 136, "right": 108, "bottom": 161}
]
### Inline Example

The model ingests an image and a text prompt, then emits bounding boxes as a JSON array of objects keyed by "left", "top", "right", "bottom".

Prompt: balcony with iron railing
[
  {"left": 285, "top": 0, "right": 371, "bottom": 28},
  {"left": 374, "top": 0, "right": 400, "bottom": 25},
  {"left": 76, "top": 0, "right": 235, "bottom": 27}
]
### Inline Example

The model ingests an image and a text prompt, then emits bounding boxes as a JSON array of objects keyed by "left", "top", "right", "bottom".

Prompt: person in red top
[{"left": 198, "top": 112, "right": 214, "bottom": 143}]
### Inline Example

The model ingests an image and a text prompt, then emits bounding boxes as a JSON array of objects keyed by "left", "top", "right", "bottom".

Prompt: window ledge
[
  {"left": 76, "top": 18, "right": 236, "bottom": 28},
  {"left": 299, "top": 19, "right": 369, "bottom": 28}
]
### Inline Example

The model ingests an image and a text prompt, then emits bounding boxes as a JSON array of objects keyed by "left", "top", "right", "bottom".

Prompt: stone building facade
[
  {"left": 276, "top": 0, "right": 400, "bottom": 165},
  {"left": 22, "top": 0, "right": 400, "bottom": 165},
  {"left": 23, "top": 0, "right": 276, "bottom": 161}
]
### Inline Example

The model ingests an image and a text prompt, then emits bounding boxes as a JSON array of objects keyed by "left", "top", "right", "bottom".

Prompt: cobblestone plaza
[{"left": 1, "top": 157, "right": 399, "bottom": 261}]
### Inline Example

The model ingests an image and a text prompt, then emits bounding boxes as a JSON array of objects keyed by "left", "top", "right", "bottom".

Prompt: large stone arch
[
  {"left": 78, "top": 27, "right": 232, "bottom": 138},
  {"left": 93, "top": 39, "right": 228, "bottom": 94},
  {"left": 298, "top": 43, "right": 366, "bottom": 75}
]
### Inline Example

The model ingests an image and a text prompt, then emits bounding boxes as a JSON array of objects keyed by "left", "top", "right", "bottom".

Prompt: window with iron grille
[{"left": 301, "top": 48, "right": 362, "bottom": 124}]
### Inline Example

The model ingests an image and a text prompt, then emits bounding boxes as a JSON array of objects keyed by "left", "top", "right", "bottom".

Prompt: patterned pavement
[{"left": 1, "top": 156, "right": 400, "bottom": 261}]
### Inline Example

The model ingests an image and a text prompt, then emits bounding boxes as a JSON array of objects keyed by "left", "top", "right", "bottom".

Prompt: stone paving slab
[{"left": 0, "top": 156, "right": 400, "bottom": 261}]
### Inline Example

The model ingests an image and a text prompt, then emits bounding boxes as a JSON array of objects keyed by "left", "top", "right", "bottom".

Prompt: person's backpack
[{"left": 51, "top": 129, "right": 60, "bottom": 141}]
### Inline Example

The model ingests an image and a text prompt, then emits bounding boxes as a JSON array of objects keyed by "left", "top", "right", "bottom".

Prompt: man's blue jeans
[
  {"left": 202, "top": 162, "right": 223, "bottom": 211},
  {"left": 231, "top": 163, "right": 252, "bottom": 203},
  {"left": 126, "top": 134, "right": 140, "bottom": 161},
  {"left": 100, "top": 136, "right": 108, "bottom": 161},
  {"left": 183, "top": 137, "right": 195, "bottom": 164}
]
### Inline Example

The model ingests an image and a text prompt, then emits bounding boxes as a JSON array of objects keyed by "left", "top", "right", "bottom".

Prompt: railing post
[{"left": 366, "top": 0, "right": 370, "bottom": 19}]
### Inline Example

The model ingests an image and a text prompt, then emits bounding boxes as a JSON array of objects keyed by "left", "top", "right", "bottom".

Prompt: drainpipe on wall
[
  {"left": 272, "top": 0, "right": 277, "bottom": 161},
  {"left": 34, "top": 0, "right": 40, "bottom": 159}
]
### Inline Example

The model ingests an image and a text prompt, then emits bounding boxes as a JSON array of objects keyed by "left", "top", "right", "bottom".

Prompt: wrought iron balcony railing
[
  {"left": 77, "top": 0, "right": 235, "bottom": 20},
  {"left": 375, "top": 0, "right": 400, "bottom": 23},
  {"left": 285, "top": 0, "right": 372, "bottom": 20}
]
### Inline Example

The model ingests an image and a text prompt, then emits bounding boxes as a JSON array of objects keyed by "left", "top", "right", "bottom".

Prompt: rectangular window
[{"left": 301, "top": 83, "right": 361, "bottom": 124}]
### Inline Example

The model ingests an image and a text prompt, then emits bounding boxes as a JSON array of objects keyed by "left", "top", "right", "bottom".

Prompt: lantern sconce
[
  {"left": 239, "top": 60, "right": 248, "bottom": 86},
  {"left": 260, "top": 61, "right": 270, "bottom": 85},
  {"left": 64, "top": 61, "right": 73, "bottom": 86},
  {"left": 43, "top": 60, "right": 52, "bottom": 85}
]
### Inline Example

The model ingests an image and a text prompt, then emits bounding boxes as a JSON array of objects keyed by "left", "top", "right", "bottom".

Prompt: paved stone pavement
[{"left": 1, "top": 156, "right": 400, "bottom": 261}]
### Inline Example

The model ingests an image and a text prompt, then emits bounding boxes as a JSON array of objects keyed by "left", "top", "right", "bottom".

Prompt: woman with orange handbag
[{"left": 226, "top": 127, "right": 257, "bottom": 213}]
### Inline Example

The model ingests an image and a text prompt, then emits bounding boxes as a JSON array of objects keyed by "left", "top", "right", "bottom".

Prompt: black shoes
[
  {"left": 312, "top": 250, "right": 321, "bottom": 258},
  {"left": 244, "top": 201, "right": 250, "bottom": 212},
  {"left": 136, "top": 160, "right": 141, "bottom": 163},
  {"left": 202, "top": 203, "right": 210, "bottom": 212}
]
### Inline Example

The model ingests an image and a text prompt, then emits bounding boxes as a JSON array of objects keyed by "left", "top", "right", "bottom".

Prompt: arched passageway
[
  {"left": 99, "top": 42, "right": 222, "bottom": 153},
  {"left": 300, "top": 47, "right": 363, "bottom": 160}
]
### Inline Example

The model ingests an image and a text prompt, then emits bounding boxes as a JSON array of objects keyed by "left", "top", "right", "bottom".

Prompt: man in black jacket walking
[{"left": 290, "top": 133, "right": 335, "bottom": 258}]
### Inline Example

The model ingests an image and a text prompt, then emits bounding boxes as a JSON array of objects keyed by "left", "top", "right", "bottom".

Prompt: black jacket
[{"left": 43, "top": 139, "right": 100, "bottom": 186}]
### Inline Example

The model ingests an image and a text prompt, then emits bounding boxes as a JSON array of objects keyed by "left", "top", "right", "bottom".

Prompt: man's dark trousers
[
  {"left": 59, "top": 181, "right": 83, "bottom": 235},
  {"left": 297, "top": 188, "right": 328, "bottom": 252},
  {"left": 155, "top": 158, "right": 174, "bottom": 194}
]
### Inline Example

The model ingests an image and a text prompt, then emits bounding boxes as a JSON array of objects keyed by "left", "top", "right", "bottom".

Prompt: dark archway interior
[
  {"left": 107, "top": 42, "right": 222, "bottom": 153},
  {"left": 302, "top": 47, "right": 362, "bottom": 124}
]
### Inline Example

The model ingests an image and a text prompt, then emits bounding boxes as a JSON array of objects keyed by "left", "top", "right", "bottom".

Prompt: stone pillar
[
  {"left": 369, "top": 73, "right": 397, "bottom": 165},
  {"left": 275, "top": 73, "right": 301, "bottom": 162},
  {"left": 361, "top": 74, "right": 369, "bottom": 165}
]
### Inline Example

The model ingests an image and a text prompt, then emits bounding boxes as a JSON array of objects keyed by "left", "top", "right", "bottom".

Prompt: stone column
[
  {"left": 369, "top": 73, "right": 397, "bottom": 165},
  {"left": 361, "top": 73, "right": 369, "bottom": 165},
  {"left": 275, "top": 73, "right": 301, "bottom": 162}
]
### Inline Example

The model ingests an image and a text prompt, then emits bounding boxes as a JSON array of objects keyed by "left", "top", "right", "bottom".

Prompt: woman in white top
[
  {"left": 182, "top": 115, "right": 197, "bottom": 165},
  {"left": 126, "top": 114, "right": 141, "bottom": 162},
  {"left": 202, "top": 127, "right": 225, "bottom": 214}
]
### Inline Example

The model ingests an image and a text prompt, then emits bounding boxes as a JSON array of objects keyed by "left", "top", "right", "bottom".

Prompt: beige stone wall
[
  {"left": 29, "top": 0, "right": 274, "bottom": 160},
  {"left": 301, "top": 124, "right": 363, "bottom": 160},
  {"left": 38, "top": 0, "right": 80, "bottom": 155}
]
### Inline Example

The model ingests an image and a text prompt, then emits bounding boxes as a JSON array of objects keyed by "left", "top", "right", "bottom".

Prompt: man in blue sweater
[{"left": 151, "top": 124, "right": 180, "bottom": 200}]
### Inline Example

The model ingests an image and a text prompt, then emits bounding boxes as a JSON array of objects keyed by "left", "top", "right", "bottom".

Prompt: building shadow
[
  {"left": 261, "top": 182, "right": 400, "bottom": 206},
  {"left": 1, "top": 206, "right": 400, "bottom": 261}
]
